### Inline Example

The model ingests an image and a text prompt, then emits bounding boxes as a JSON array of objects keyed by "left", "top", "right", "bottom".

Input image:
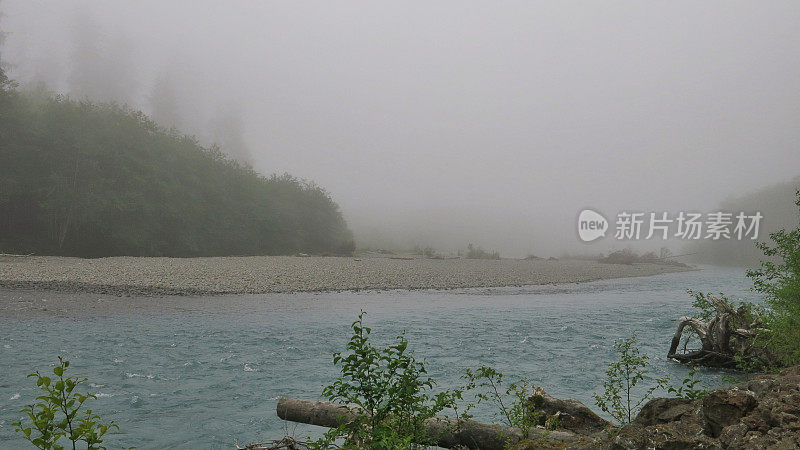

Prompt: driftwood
[
  {"left": 667, "top": 295, "right": 768, "bottom": 368},
  {"left": 276, "top": 397, "right": 577, "bottom": 450}
]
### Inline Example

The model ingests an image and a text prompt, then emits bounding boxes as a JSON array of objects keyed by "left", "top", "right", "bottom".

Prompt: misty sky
[{"left": 3, "top": 1, "right": 800, "bottom": 256}]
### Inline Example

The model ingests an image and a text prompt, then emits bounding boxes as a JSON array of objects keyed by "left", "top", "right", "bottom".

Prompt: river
[{"left": 0, "top": 265, "right": 755, "bottom": 449}]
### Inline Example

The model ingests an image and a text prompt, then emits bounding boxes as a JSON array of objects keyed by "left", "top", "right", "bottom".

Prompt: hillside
[
  {"left": 684, "top": 177, "right": 800, "bottom": 266},
  {"left": 0, "top": 86, "right": 354, "bottom": 257}
]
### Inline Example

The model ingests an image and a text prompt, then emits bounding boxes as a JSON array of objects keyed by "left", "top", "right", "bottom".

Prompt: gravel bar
[{"left": 0, "top": 255, "right": 693, "bottom": 297}]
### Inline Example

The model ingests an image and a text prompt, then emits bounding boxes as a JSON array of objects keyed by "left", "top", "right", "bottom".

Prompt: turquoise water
[{"left": 0, "top": 266, "right": 756, "bottom": 449}]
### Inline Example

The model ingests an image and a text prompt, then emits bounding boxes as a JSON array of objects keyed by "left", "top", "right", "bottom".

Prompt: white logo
[
  {"left": 576, "top": 209, "right": 762, "bottom": 243},
  {"left": 578, "top": 209, "right": 609, "bottom": 242}
]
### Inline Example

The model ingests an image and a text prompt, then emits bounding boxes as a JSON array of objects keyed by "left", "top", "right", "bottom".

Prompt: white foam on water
[
  {"left": 126, "top": 373, "right": 155, "bottom": 379},
  {"left": 9, "top": 393, "right": 19, "bottom": 400}
]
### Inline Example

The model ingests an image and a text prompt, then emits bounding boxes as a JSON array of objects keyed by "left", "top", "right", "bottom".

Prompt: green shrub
[
  {"left": 313, "top": 312, "right": 463, "bottom": 449},
  {"left": 462, "top": 366, "right": 542, "bottom": 439},
  {"left": 12, "top": 356, "right": 123, "bottom": 450},
  {"left": 667, "top": 366, "right": 708, "bottom": 399},
  {"left": 309, "top": 312, "right": 550, "bottom": 448},
  {"left": 747, "top": 190, "right": 800, "bottom": 366},
  {"left": 593, "top": 334, "right": 668, "bottom": 425}
]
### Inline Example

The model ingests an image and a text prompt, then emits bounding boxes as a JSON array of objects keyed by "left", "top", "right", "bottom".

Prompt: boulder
[
  {"left": 530, "top": 387, "right": 612, "bottom": 435},
  {"left": 590, "top": 366, "right": 800, "bottom": 449},
  {"left": 634, "top": 397, "right": 696, "bottom": 426},
  {"left": 701, "top": 389, "right": 758, "bottom": 437}
]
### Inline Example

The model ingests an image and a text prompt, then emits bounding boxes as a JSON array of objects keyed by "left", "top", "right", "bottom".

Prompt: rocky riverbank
[
  {"left": 600, "top": 366, "right": 800, "bottom": 449},
  {"left": 260, "top": 366, "right": 800, "bottom": 450},
  {"left": 514, "top": 365, "right": 800, "bottom": 449},
  {"left": 0, "top": 254, "right": 692, "bottom": 296}
]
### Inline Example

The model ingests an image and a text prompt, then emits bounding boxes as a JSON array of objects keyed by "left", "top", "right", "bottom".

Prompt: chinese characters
[{"left": 613, "top": 211, "right": 762, "bottom": 240}]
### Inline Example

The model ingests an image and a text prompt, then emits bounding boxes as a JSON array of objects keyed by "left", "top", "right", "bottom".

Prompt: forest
[
  {"left": 0, "top": 72, "right": 354, "bottom": 257},
  {"left": 685, "top": 176, "right": 800, "bottom": 266}
]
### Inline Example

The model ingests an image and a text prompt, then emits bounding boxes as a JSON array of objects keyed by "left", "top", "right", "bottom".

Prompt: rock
[
  {"left": 583, "top": 365, "right": 800, "bottom": 449},
  {"left": 508, "top": 366, "right": 800, "bottom": 449},
  {"left": 701, "top": 389, "right": 758, "bottom": 437},
  {"left": 743, "top": 377, "right": 779, "bottom": 397},
  {"left": 633, "top": 397, "right": 696, "bottom": 426},
  {"left": 718, "top": 422, "right": 750, "bottom": 448},
  {"left": 604, "top": 399, "right": 715, "bottom": 450},
  {"left": 606, "top": 421, "right": 718, "bottom": 450},
  {"left": 530, "top": 387, "right": 612, "bottom": 435}
]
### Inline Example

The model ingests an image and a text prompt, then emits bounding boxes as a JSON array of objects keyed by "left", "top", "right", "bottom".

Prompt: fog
[{"left": 4, "top": 1, "right": 800, "bottom": 257}]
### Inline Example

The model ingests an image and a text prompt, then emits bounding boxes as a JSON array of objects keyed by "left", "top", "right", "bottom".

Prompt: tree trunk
[{"left": 275, "top": 397, "right": 577, "bottom": 450}]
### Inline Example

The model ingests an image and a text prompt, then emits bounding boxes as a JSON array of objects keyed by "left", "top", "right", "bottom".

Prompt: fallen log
[{"left": 276, "top": 397, "right": 577, "bottom": 450}]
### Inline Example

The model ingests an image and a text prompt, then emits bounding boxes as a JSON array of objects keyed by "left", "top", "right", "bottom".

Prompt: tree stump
[{"left": 667, "top": 295, "right": 768, "bottom": 369}]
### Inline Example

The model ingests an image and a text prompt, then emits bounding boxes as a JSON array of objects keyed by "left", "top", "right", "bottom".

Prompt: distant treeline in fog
[
  {"left": 685, "top": 176, "right": 800, "bottom": 267},
  {"left": 0, "top": 83, "right": 354, "bottom": 257}
]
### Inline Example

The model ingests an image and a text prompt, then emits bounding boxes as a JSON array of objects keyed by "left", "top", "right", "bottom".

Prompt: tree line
[{"left": 0, "top": 77, "right": 354, "bottom": 257}]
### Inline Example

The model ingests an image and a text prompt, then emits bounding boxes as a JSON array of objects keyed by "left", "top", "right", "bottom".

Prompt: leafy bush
[
  {"left": 747, "top": 191, "right": 800, "bottom": 366},
  {"left": 593, "top": 334, "right": 668, "bottom": 425},
  {"left": 308, "top": 312, "right": 553, "bottom": 448},
  {"left": 12, "top": 357, "right": 122, "bottom": 450},
  {"left": 313, "top": 312, "right": 463, "bottom": 449},
  {"left": 667, "top": 366, "right": 708, "bottom": 399},
  {"left": 462, "top": 366, "right": 542, "bottom": 438}
]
